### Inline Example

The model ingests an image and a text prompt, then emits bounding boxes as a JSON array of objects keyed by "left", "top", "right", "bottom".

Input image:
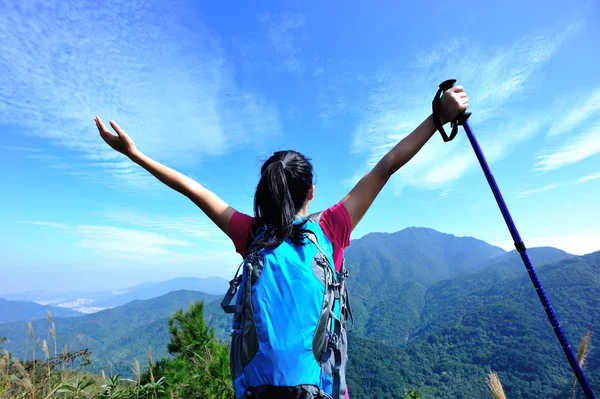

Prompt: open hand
[
  {"left": 440, "top": 86, "right": 469, "bottom": 124},
  {"left": 95, "top": 116, "right": 138, "bottom": 158}
]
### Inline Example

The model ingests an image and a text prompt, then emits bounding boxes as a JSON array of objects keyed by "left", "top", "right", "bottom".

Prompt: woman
[{"left": 95, "top": 85, "right": 469, "bottom": 398}]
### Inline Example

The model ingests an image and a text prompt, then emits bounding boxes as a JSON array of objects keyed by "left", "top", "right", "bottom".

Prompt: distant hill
[
  {"left": 90, "top": 276, "right": 230, "bottom": 308},
  {"left": 0, "top": 290, "right": 220, "bottom": 374},
  {"left": 413, "top": 246, "right": 574, "bottom": 339},
  {"left": 2, "top": 227, "right": 597, "bottom": 398},
  {"left": 397, "top": 250, "right": 600, "bottom": 398},
  {"left": 2, "top": 276, "right": 230, "bottom": 312},
  {"left": 342, "top": 226, "right": 507, "bottom": 346},
  {"left": 0, "top": 299, "right": 81, "bottom": 324}
]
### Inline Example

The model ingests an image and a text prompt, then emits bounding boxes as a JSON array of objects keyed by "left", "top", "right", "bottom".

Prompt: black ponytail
[{"left": 250, "top": 150, "right": 314, "bottom": 249}]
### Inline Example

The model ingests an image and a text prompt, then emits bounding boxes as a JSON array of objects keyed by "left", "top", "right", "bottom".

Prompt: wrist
[
  {"left": 440, "top": 112, "right": 450, "bottom": 125},
  {"left": 128, "top": 148, "right": 143, "bottom": 163}
]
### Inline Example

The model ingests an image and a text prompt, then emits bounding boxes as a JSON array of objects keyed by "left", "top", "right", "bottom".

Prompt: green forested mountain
[
  {"left": 412, "top": 246, "right": 573, "bottom": 339},
  {"left": 345, "top": 250, "right": 599, "bottom": 398},
  {"left": 342, "top": 227, "right": 507, "bottom": 346},
  {"left": 1, "top": 228, "right": 598, "bottom": 398},
  {"left": 0, "top": 290, "right": 219, "bottom": 374}
]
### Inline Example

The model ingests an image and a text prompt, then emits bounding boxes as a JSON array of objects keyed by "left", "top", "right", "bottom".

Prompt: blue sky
[{"left": 1, "top": 0, "right": 599, "bottom": 294}]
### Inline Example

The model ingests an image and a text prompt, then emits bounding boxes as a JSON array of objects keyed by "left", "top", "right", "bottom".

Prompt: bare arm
[
  {"left": 95, "top": 117, "right": 236, "bottom": 236},
  {"left": 341, "top": 86, "right": 469, "bottom": 231},
  {"left": 129, "top": 151, "right": 236, "bottom": 235},
  {"left": 340, "top": 115, "right": 437, "bottom": 230}
]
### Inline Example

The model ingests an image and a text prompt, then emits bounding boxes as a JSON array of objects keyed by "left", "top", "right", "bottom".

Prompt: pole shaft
[{"left": 462, "top": 120, "right": 596, "bottom": 399}]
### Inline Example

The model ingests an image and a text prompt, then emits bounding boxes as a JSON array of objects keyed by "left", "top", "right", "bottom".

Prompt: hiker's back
[{"left": 222, "top": 217, "right": 351, "bottom": 399}]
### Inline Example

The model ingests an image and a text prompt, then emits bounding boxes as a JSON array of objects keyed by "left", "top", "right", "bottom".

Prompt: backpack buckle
[
  {"left": 337, "top": 270, "right": 349, "bottom": 281},
  {"left": 328, "top": 333, "right": 340, "bottom": 350}
]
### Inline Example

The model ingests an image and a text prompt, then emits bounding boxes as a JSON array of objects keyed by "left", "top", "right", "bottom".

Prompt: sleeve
[
  {"left": 319, "top": 202, "right": 352, "bottom": 249},
  {"left": 228, "top": 211, "right": 255, "bottom": 257}
]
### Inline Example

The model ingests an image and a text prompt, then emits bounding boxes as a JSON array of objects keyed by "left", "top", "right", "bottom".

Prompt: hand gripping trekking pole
[{"left": 433, "top": 79, "right": 597, "bottom": 399}]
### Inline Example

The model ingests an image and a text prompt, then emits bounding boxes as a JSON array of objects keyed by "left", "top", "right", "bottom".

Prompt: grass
[{"left": 0, "top": 312, "right": 164, "bottom": 399}]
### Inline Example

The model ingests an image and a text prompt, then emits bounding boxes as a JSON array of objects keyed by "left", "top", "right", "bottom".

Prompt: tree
[{"left": 143, "top": 301, "right": 233, "bottom": 399}]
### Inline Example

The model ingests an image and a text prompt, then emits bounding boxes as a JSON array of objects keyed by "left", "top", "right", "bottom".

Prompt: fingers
[
  {"left": 109, "top": 120, "right": 127, "bottom": 138},
  {"left": 95, "top": 116, "right": 114, "bottom": 138},
  {"left": 95, "top": 116, "right": 120, "bottom": 149}
]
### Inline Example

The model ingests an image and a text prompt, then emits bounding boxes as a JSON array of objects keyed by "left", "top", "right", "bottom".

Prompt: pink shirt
[
  {"left": 228, "top": 202, "right": 352, "bottom": 273},
  {"left": 227, "top": 202, "right": 353, "bottom": 398}
]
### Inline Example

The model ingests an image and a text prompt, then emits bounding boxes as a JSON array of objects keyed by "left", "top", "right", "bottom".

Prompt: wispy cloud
[
  {"left": 321, "top": 22, "right": 576, "bottom": 193},
  {"left": 24, "top": 221, "right": 69, "bottom": 229},
  {"left": 575, "top": 172, "right": 600, "bottom": 184},
  {"left": 515, "top": 183, "right": 561, "bottom": 198},
  {"left": 258, "top": 12, "right": 307, "bottom": 74},
  {"left": 19, "top": 218, "right": 239, "bottom": 269},
  {"left": 514, "top": 171, "right": 600, "bottom": 198},
  {"left": 547, "top": 87, "right": 600, "bottom": 137},
  {"left": 535, "top": 93, "right": 600, "bottom": 171},
  {"left": 0, "top": 146, "right": 43, "bottom": 153},
  {"left": 0, "top": 0, "right": 280, "bottom": 189},
  {"left": 97, "top": 209, "right": 222, "bottom": 239}
]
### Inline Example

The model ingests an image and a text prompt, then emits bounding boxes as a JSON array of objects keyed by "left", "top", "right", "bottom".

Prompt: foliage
[
  {"left": 0, "top": 290, "right": 219, "bottom": 375},
  {"left": 403, "top": 389, "right": 423, "bottom": 399},
  {"left": 1, "top": 230, "right": 599, "bottom": 398},
  {"left": 141, "top": 301, "right": 233, "bottom": 399}
]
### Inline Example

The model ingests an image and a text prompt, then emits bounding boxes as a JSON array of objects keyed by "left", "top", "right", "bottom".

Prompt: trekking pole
[{"left": 432, "top": 79, "right": 597, "bottom": 399}]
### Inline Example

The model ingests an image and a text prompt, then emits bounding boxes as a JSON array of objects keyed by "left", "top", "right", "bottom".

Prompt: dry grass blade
[
  {"left": 148, "top": 347, "right": 155, "bottom": 384},
  {"left": 133, "top": 359, "right": 141, "bottom": 386},
  {"left": 571, "top": 328, "right": 592, "bottom": 399},
  {"left": 51, "top": 322, "right": 57, "bottom": 359},
  {"left": 13, "top": 359, "right": 27, "bottom": 377},
  {"left": 43, "top": 339, "right": 51, "bottom": 378},
  {"left": 486, "top": 370, "right": 507, "bottom": 399},
  {"left": 42, "top": 340, "right": 49, "bottom": 361},
  {"left": 11, "top": 372, "right": 33, "bottom": 391}
]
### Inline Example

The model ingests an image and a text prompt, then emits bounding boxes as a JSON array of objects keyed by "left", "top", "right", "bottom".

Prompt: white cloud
[
  {"left": 547, "top": 87, "right": 600, "bottom": 136},
  {"left": 97, "top": 209, "right": 223, "bottom": 239},
  {"left": 514, "top": 171, "right": 600, "bottom": 198},
  {"left": 259, "top": 12, "right": 307, "bottom": 74},
  {"left": 19, "top": 213, "right": 243, "bottom": 279},
  {"left": 0, "top": 0, "right": 280, "bottom": 189},
  {"left": 0, "top": 146, "right": 43, "bottom": 153},
  {"left": 575, "top": 172, "right": 600, "bottom": 184},
  {"left": 322, "top": 24, "right": 573, "bottom": 193},
  {"left": 535, "top": 119, "right": 600, "bottom": 172},
  {"left": 76, "top": 225, "right": 192, "bottom": 257},
  {"left": 21, "top": 220, "right": 191, "bottom": 257},
  {"left": 515, "top": 183, "right": 561, "bottom": 198},
  {"left": 23, "top": 221, "right": 69, "bottom": 229},
  {"left": 20, "top": 218, "right": 236, "bottom": 264}
]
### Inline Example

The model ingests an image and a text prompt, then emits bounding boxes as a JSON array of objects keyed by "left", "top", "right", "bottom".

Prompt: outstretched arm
[
  {"left": 341, "top": 86, "right": 469, "bottom": 231},
  {"left": 95, "top": 117, "right": 236, "bottom": 236}
]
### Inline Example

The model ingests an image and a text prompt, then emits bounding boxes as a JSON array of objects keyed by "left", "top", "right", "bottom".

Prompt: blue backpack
[{"left": 221, "top": 212, "right": 354, "bottom": 399}]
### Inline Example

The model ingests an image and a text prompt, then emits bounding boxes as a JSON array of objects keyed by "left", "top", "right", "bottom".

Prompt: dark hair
[{"left": 249, "top": 150, "right": 314, "bottom": 250}]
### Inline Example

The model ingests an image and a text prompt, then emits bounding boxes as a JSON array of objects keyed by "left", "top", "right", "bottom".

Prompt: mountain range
[
  {"left": 0, "top": 299, "right": 81, "bottom": 324},
  {"left": 1, "top": 226, "right": 598, "bottom": 398},
  {"left": 1, "top": 276, "right": 230, "bottom": 316}
]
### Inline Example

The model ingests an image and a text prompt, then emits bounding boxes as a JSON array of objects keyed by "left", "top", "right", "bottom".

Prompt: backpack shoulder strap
[{"left": 306, "top": 211, "right": 323, "bottom": 223}]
